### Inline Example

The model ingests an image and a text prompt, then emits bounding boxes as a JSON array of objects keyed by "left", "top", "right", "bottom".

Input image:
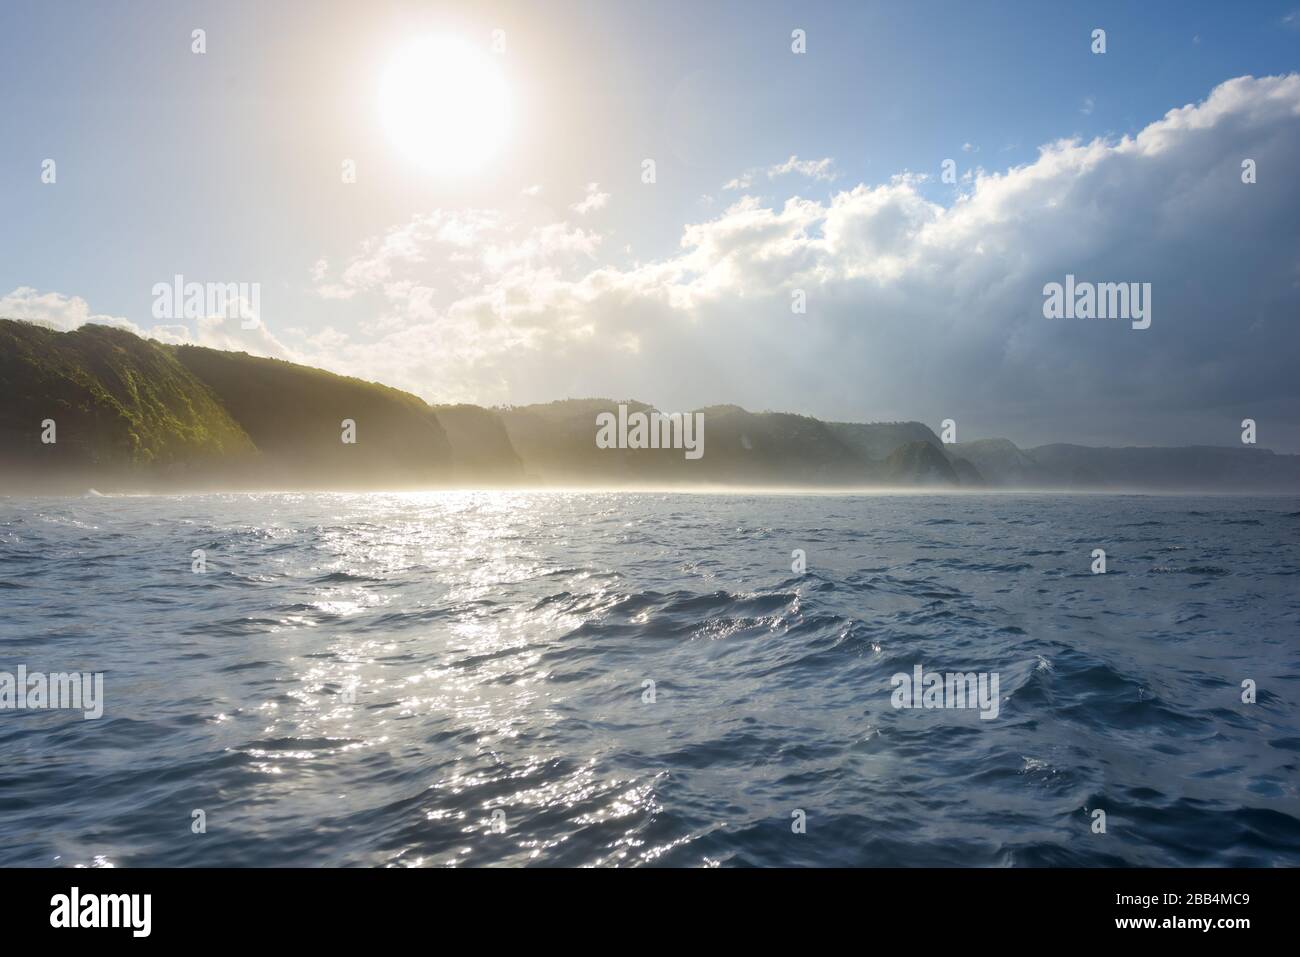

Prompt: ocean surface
[{"left": 1, "top": 491, "right": 1297, "bottom": 867}]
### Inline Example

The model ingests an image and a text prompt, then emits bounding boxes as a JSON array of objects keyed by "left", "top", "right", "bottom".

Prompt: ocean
[{"left": 1, "top": 491, "right": 1297, "bottom": 867}]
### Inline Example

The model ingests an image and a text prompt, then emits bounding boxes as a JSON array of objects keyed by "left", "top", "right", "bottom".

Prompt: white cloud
[
  {"left": 724, "top": 155, "right": 837, "bottom": 190},
  {"left": 146, "top": 324, "right": 193, "bottom": 345},
  {"left": 13, "top": 75, "right": 1300, "bottom": 451},
  {"left": 0, "top": 286, "right": 293, "bottom": 361},
  {"left": 300, "top": 74, "right": 1300, "bottom": 448},
  {"left": 769, "top": 155, "right": 836, "bottom": 180},
  {"left": 0, "top": 287, "right": 136, "bottom": 333},
  {"left": 186, "top": 315, "right": 295, "bottom": 358},
  {"left": 571, "top": 182, "right": 609, "bottom": 215}
]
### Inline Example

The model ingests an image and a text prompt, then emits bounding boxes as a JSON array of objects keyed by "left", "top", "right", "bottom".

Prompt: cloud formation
[
  {"left": 1, "top": 286, "right": 294, "bottom": 361},
  {"left": 299, "top": 75, "right": 1300, "bottom": 449},
  {"left": 11, "top": 75, "right": 1300, "bottom": 451},
  {"left": 571, "top": 182, "right": 610, "bottom": 215},
  {"left": 0, "top": 287, "right": 139, "bottom": 334},
  {"left": 724, "top": 155, "right": 837, "bottom": 190}
]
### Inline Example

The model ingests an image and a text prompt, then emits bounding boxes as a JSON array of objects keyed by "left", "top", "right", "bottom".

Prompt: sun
[{"left": 378, "top": 36, "right": 509, "bottom": 174}]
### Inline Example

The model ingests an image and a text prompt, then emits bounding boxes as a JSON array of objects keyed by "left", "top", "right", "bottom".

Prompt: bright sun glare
[{"left": 378, "top": 36, "right": 509, "bottom": 174}]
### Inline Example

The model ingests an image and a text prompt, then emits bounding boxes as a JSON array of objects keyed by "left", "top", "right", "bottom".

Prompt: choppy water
[{"left": 1, "top": 492, "right": 1297, "bottom": 867}]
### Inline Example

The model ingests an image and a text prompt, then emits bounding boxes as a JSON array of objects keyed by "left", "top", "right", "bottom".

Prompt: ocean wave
[{"left": 0, "top": 490, "right": 1296, "bottom": 867}]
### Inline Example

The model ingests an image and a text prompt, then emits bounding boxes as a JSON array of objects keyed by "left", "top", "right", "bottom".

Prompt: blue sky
[{"left": 3, "top": 0, "right": 1299, "bottom": 450}]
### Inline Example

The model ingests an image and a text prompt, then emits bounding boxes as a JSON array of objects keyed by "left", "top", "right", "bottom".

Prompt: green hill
[
  {"left": 495, "top": 399, "right": 970, "bottom": 486},
  {"left": 170, "top": 345, "right": 454, "bottom": 488},
  {"left": 826, "top": 420, "right": 942, "bottom": 461},
  {"left": 0, "top": 321, "right": 988, "bottom": 491},
  {"left": 0, "top": 319, "right": 256, "bottom": 489},
  {"left": 0, "top": 320, "right": 478, "bottom": 491},
  {"left": 884, "top": 440, "right": 960, "bottom": 486},
  {"left": 429, "top": 403, "right": 522, "bottom": 480},
  {"left": 6, "top": 318, "right": 1292, "bottom": 492}
]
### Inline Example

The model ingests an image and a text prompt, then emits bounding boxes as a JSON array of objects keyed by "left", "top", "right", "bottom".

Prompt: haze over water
[{"left": 1, "top": 491, "right": 1297, "bottom": 867}]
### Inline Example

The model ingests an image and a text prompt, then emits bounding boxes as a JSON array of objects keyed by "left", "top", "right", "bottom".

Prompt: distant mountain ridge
[{"left": 1, "top": 319, "right": 1296, "bottom": 493}]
